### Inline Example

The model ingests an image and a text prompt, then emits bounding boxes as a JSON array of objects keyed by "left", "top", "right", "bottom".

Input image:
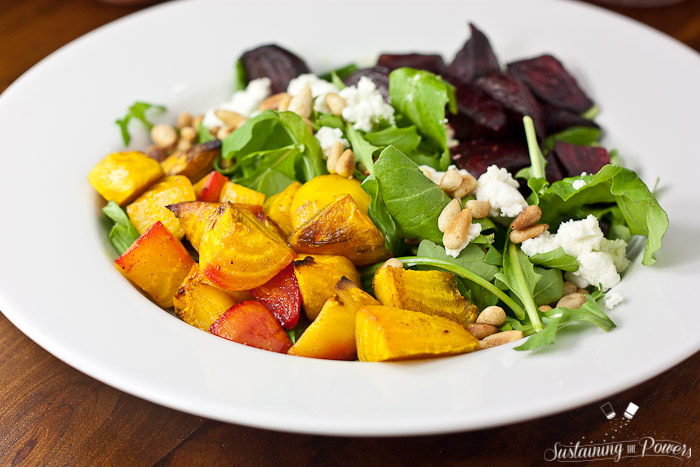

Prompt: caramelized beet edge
[
  {"left": 446, "top": 23, "right": 500, "bottom": 85},
  {"left": 240, "top": 44, "right": 310, "bottom": 94}
]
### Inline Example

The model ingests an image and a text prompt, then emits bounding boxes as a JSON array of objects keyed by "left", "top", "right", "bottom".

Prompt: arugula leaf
[
  {"left": 388, "top": 68, "right": 456, "bottom": 169},
  {"left": 494, "top": 241, "right": 543, "bottom": 328},
  {"left": 361, "top": 176, "right": 404, "bottom": 255},
  {"left": 529, "top": 247, "right": 579, "bottom": 272},
  {"left": 197, "top": 121, "right": 216, "bottom": 144},
  {"left": 544, "top": 126, "right": 601, "bottom": 151},
  {"left": 516, "top": 115, "right": 547, "bottom": 181},
  {"left": 102, "top": 201, "right": 139, "bottom": 255},
  {"left": 530, "top": 266, "right": 564, "bottom": 306},
  {"left": 364, "top": 126, "right": 422, "bottom": 155},
  {"left": 485, "top": 246, "right": 503, "bottom": 266},
  {"left": 320, "top": 63, "right": 358, "bottom": 82},
  {"left": 315, "top": 113, "right": 344, "bottom": 130},
  {"left": 115, "top": 101, "right": 166, "bottom": 146},
  {"left": 346, "top": 125, "right": 380, "bottom": 175},
  {"left": 233, "top": 59, "right": 247, "bottom": 92},
  {"left": 373, "top": 146, "right": 450, "bottom": 244},
  {"left": 535, "top": 165, "right": 668, "bottom": 265}
]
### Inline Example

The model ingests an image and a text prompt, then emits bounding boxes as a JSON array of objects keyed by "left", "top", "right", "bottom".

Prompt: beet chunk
[
  {"left": 553, "top": 141, "right": 610, "bottom": 178},
  {"left": 449, "top": 83, "right": 517, "bottom": 141},
  {"left": 545, "top": 152, "right": 564, "bottom": 183},
  {"left": 447, "top": 23, "right": 500, "bottom": 85},
  {"left": 344, "top": 66, "right": 390, "bottom": 101},
  {"left": 451, "top": 140, "right": 530, "bottom": 178},
  {"left": 508, "top": 55, "right": 594, "bottom": 114},
  {"left": 376, "top": 53, "right": 446, "bottom": 76},
  {"left": 473, "top": 71, "right": 545, "bottom": 138},
  {"left": 541, "top": 102, "right": 600, "bottom": 135},
  {"left": 240, "top": 44, "right": 310, "bottom": 94}
]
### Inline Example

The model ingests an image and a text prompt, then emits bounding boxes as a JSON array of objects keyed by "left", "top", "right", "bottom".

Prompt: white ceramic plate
[{"left": 1, "top": 0, "right": 699, "bottom": 436}]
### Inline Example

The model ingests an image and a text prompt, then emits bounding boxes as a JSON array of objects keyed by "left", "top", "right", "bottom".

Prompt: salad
[{"left": 88, "top": 24, "right": 668, "bottom": 361}]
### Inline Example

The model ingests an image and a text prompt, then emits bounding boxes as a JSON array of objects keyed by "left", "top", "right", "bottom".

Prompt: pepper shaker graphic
[
  {"left": 601, "top": 402, "right": 616, "bottom": 419},
  {"left": 624, "top": 402, "right": 639, "bottom": 419}
]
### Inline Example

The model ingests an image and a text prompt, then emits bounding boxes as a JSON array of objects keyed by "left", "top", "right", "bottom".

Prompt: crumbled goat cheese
[
  {"left": 203, "top": 78, "right": 271, "bottom": 127},
  {"left": 445, "top": 223, "right": 482, "bottom": 258},
  {"left": 605, "top": 291, "right": 624, "bottom": 310},
  {"left": 556, "top": 214, "right": 604, "bottom": 257},
  {"left": 419, "top": 164, "right": 472, "bottom": 185},
  {"left": 286, "top": 73, "right": 340, "bottom": 113},
  {"left": 572, "top": 179, "right": 587, "bottom": 190},
  {"left": 520, "top": 231, "right": 560, "bottom": 257},
  {"left": 598, "top": 238, "right": 631, "bottom": 272},
  {"left": 475, "top": 165, "right": 528, "bottom": 217},
  {"left": 315, "top": 126, "right": 349, "bottom": 157},
  {"left": 566, "top": 251, "right": 620, "bottom": 291},
  {"left": 339, "top": 77, "right": 395, "bottom": 132}
]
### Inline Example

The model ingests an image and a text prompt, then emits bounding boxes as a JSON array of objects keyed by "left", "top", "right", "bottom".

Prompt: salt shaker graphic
[
  {"left": 601, "top": 402, "right": 616, "bottom": 419},
  {"left": 624, "top": 402, "right": 639, "bottom": 419}
]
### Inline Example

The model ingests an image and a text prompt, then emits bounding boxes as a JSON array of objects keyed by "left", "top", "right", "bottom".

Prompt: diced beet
[
  {"left": 553, "top": 141, "right": 610, "bottom": 178},
  {"left": 507, "top": 55, "right": 594, "bottom": 114},
  {"left": 449, "top": 82, "right": 517, "bottom": 141},
  {"left": 541, "top": 101, "right": 600, "bottom": 135},
  {"left": 451, "top": 140, "right": 530, "bottom": 178},
  {"left": 376, "top": 53, "right": 446, "bottom": 76},
  {"left": 446, "top": 23, "right": 500, "bottom": 85},
  {"left": 344, "top": 66, "right": 390, "bottom": 101},
  {"left": 545, "top": 152, "right": 564, "bottom": 183},
  {"left": 473, "top": 71, "right": 545, "bottom": 138},
  {"left": 240, "top": 44, "right": 310, "bottom": 94},
  {"left": 250, "top": 264, "right": 301, "bottom": 330}
]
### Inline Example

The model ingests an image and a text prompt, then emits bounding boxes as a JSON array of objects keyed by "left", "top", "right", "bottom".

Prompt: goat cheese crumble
[
  {"left": 445, "top": 223, "right": 482, "bottom": 258},
  {"left": 287, "top": 73, "right": 340, "bottom": 113},
  {"left": 418, "top": 164, "right": 472, "bottom": 185},
  {"left": 605, "top": 291, "right": 624, "bottom": 310},
  {"left": 475, "top": 165, "right": 528, "bottom": 217},
  {"left": 572, "top": 179, "right": 587, "bottom": 190},
  {"left": 203, "top": 78, "right": 271, "bottom": 127},
  {"left": 339, "top": 77, "right": 395, "bottom": 132},
  {"left": 315, "top": 126, "right": 349, "bottom": 157}
]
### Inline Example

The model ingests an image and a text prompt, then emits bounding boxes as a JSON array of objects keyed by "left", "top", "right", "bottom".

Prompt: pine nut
[
  {"left": 335, "top": 149, "right": 355, "bottom": 178},
  {"left": 380, "top": 258, "right": 403, "bottom": 269},
  {"left": 439, "top": 168, "right": 462, "bottom": 193},
  {"left": 563, "top": 281, "right": 578, "bottom": 296},
  {"left": 509, "top": 224, "right": 549, "bottom": 243},
  {"left": 176, "top": 112, "right": 192, "bottom": 129},
  {"left": 326, "top": 142, "right": 344, "bottom": 173},
  {"left": 278, "top": 94, "right": 292, "bottom": 112},
  {"left": 452, "top": 173, "right": 477, "bottom": 198},
  {"left": 180, "top": 126, "right": 196, "bottom": 143},
  {"left": 510, "top": 205, "right": 542, "bottom": 230},
  {"left": 151, "top": 124, "right": 178, "bottom": 148},
  {"left": 217, "top": 126, "right": 235, "bottom": 140},
  {"left": 578, "top": 288, "right": 590, "bottom": 295},
  {"left": 476, "top": 305, "right": 506, "bottom": 326},
  {"left": 438, "top": 199, "right": 462, "bottom": 233},
  {"left": 260, "top": 92, "right": 291, "bottom": 111},
  {"left": 325, "top": 93, "right": 347, "bottom": 116},
  {"left": 467, "top": 323, "right": 498, "bottom": 340},
  {"left": 288, "top": 85, "right": 313, "bottom": 118},
  {"left": 443, "top": 207, "right": 473, "bottom": 249},
  {"left": 176, "top": 139, "right": 192, "bottom": 151},
  {"left": 214, "top": 110, "right": 247, "bottom": 129},
  {"left": 480, "top": 330, "right": 524, "bottom": 349},
  {"left": 556, "top": 293, "right": 587, "bottom": 309},
  {"left": 209, "top": 126, "right": 220, "bottom": 137},
  {"left": 466, "top": 200, "right": 490, "bottom": 219},
  {"left": 538, "top": 305, "right": 553, "bottom": 313},
  {"left": 192, "top": 114, "right": 204, "bottom": 130}
]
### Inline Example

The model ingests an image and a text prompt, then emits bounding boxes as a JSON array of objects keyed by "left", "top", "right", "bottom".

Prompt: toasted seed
[
  {"left": 278, "top": 94, "right": 292, "bottom": 112},
  {"left": 288, "top": 85, "right": 313, "bottom": 118},
  {"left": 467, "top": 323, "right": 498, "bottom": 340},
  {"left": 476, "top": 306, "right": 506, "bottom": 326},
  {"left": 538, "top": 305, "right": 553, "bottom": 313},
  {"left": 326, "top": 142, "right": 344, "bottom": 173},
  {"left": 510, "top": 205, "right": 542, "bottom": 230},
  {"left": 176, "top": 138, "right": 192, "bottom": 151},
  {"left": 260, "top": 92, "right": 291, "bottom": 111},
  {"left": 209, "top": 125, "right": 220, "bottom": 137},
  {"left": 443, "top": 207, "right": 473, "bottom": 249},
  {"left": 438, "top": 199, "right": 462, "bottom": 233},
  {"left": 151, "top": 124, "right": 178, "bottom": 148},
  {"left": 578, "top": 288, "right": 590, "bottom": 295},
  {"left": 380, "top": 258, "right": 404, "bottom": 269},
  {"left": 509, "top": 224, "right": 548, "bottom": 244},
  {"left": 325, "top": 93, "right": 347, "bottom": 116},
  {"left": 557, "top": 292, "right": 587, "bottom": 309},
  {"left": 466, "top": 200, "right": 490, "bottom": 219},
  {"left": 217, "top": 126, "right": 235, "bottom": 140},
  {"left": 214, "top": 110, "right": 247, "bottom": 129},
  {"left": 563, "top": 281, "right": 578, "bottom": 296},
  {"left": 335, "top": 149, "right": 355, "bottom": 178},
  {"left": 480, "top": 330, "right": 524, "bottom": 349},
  {"left": 452, "top": 173, "right": 477, "bottom": 198},
  {"left": 180, "top": 126, "right": 197, "bottom": 143},
  {"left": 439, "top": 168, "right": 462, "bottom": 192},
  {"left": 191, "top": 114, "right": 204, "bottom": 130},
  {"left": 176, "top": 112, "right": 192, "bottom": 129}
]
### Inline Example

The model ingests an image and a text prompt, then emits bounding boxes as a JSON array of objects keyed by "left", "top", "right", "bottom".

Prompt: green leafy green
[
  {"left": 529, "top": 247, "right": 579, "bottom": 272},
  {"left": 516, "top": 116, "right": 547, "bottom": 181},
  {"left": 494, "top": 241, "right": 543, "bottom": 328},
  {"left": 544, "top": 126, "right": 601, "bottom": 151},
  {"left": 320, "top": 63, "right": 358, "bottom": 82},
  {"left": 581, "top": 105, "right": 600, "bottom": 120},
  {"left": 373, "top": 146, "right": 450, "bottom": 243},
  {"left": 233, "top": 59, "right": 247, "bottom": 92},
  {"left": 530, "top": 266, "right": 564, "bottom": 306},
  {"left": 102, "top": 201, "right": 140, "bottom": 255},
  {"left": 197, "top": 121, "right": 216, "bottom": 144},
  {"left": 361, "top": 176, "right": 404, "bottom": 255},
  {"left": 115, "top": 101, "right": 166, "bottom": 146},
  {"left": 364, "top": 126, "right": 422, "bottom": 155},
  {"left": 314, "top": 113, "right": 344, "bottom": 130},
  {"left": 346, "top": 125, "right": 380, "bottom": 175}
]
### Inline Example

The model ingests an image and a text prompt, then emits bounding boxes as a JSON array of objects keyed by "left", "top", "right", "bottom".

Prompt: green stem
[
  {"left": 507, "top": 243, "right": 544, "bottom": 332},
  {"left": 523, "top": 116, "right": 546, "bottom": 180}
]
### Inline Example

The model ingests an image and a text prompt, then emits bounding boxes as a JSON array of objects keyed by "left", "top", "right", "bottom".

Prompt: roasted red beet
[
  {"left": 508, "top": 55, "right": 594, "bottom": 114},
  {"left": 376, "top": 53, "right": 446, "bottom": 75},
  {"left": 541, "top": 102, "right": 600, "bottom": 135},
  {"left": 250, "top": 264, "right": 301, "bottom": 329},
  {"left": 446, "top": 23, "right": 500, "bottom": 85},
  {"left": 545, "top": 152, "right": 564, "bottom": 183},
  {"left": 451, "top": 140, "right": 530, "bottom": 178},
  {"left": 344, "top": 66, "right": 390, "bottom": 101},
  {"left": 473, "top": 71, "right": 545, "bottom": 138},
  {"left": 553, "top": 141, "right": 610, "bottom": 178},
  {"left": 449, "top": 83, "right": 516, "bottom": 141},
  {"left": 240, "top": 44, "right": 310, "bottom": 94}
]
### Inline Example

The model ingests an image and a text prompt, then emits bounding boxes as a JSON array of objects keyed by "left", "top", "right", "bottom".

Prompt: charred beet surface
[
  {"left": 344, "top": 66, "right": 391, "bottom": 102},
  {"left": 377, "top": 53, "right": 446, "bottom": 76},
  {"left": 446, "top": 23, "right": 500, "bottom": 85},
  {"left": 240, "top": 44, "right": 310, "bottom": 94},
  {"left": 552, "top": 141, "right": 610, "bottom": 178}
]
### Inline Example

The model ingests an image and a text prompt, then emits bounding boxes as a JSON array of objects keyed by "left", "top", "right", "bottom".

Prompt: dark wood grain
[{"left": 1, "top": 0, "right": 699, "bottom": 465}]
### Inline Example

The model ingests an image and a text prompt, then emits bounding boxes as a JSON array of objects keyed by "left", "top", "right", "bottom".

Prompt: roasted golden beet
[
  {"left": 288, "top": 278, "right": 378, "bottom": 360},
  {"left": 290, "top": 175, "right": 370, "bottom": 230},
  {"left": 199, "top": 204, "right": 294, "bottom": 291},
  {"left": 126, "top": 175, "right": 196, "bottom": 239},
  {"left": 292, "top": 254, "right": 361, "bottom": 321},
  {"left": 88, "top": 151, "right": 163, "bottom": 205},
  {"left": 114, "top": 221, "right": 194, "bottom": 308},
  {"left": 160, "top": 140, "right": 222, "bottom": 182},
  {"left": 173, "top": 264, "right": 251, "bottom": 331},
  {"left": 262, "top": 181, "right": 300, "bottom": 237},
  {"left": 373, "top": 267, "right": 478, "bottom": 326},
  {"left": 288, "top": 195, "right": 389, "bottom": 266},
  {"left": 355, "top": 305, "right": 480, "bottom": 362},
  {"left": 167, "top": 201, "right": 221, "bottom": 251},
  {"left": 220, "top": 181, "right": 266, "bottom": 206}
]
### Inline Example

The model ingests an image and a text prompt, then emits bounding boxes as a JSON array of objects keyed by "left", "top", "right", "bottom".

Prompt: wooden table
[{"left": 1, "top": 1, "right": 699, "bottom": 465}]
